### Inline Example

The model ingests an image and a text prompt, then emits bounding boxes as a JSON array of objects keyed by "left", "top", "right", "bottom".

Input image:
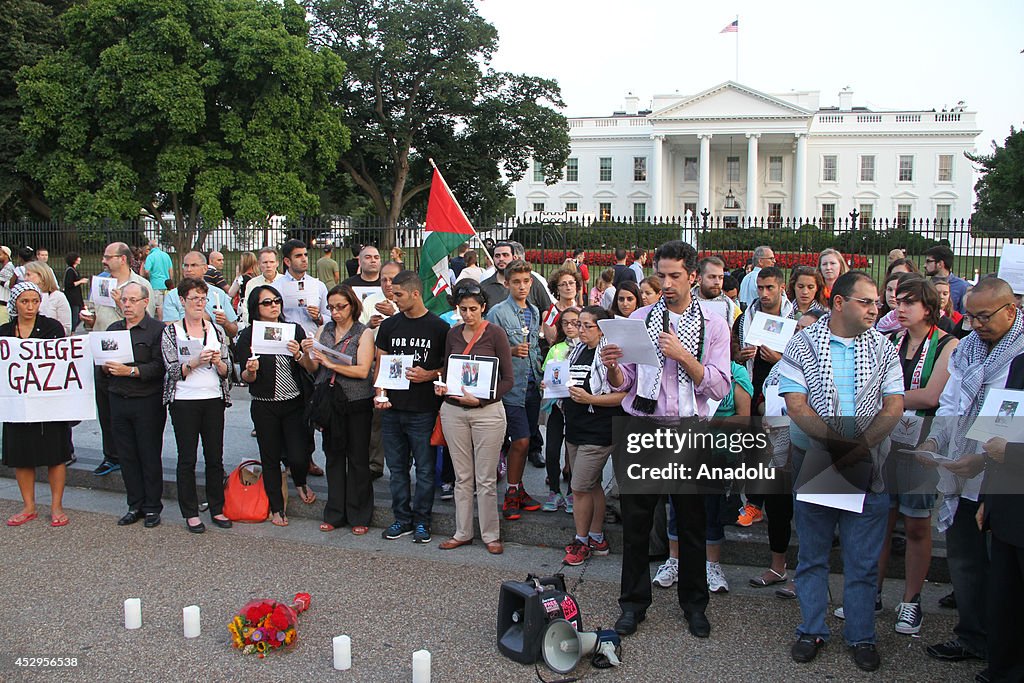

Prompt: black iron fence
[{"left": 0, "top": 214, "right": 1018, "bottom": 286}]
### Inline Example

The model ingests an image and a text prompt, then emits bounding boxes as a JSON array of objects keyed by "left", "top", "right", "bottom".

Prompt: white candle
[
  {"left": 183, "top": 605, "right": 201, "bottom": 638},
  {"left": 412, "top": 649, "right": 431, "bottom": 683},
  {"left": 333, "top": 635, "right": 352, "bottom": 670},
  {"left": 124, "top": 598, "right": 142, "bottom": 630}
]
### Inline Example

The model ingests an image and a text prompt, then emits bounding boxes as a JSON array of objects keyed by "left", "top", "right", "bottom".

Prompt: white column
[
  {"left": 651, "top": 134, "right": 664, "bottom": 217},
  {"left": 793, "top": 133, "right": 807, "bottom": 220},
  {"left": 698, "top": 133, "right": 712, "bottom": 215},
  {"left": 745, "top": 133, "right": 759, "bottom": 219}
]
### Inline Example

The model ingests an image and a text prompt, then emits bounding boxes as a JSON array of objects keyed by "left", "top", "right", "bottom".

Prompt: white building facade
[{"left": 515, "top": 82, "right": 980, "bottom": 233}]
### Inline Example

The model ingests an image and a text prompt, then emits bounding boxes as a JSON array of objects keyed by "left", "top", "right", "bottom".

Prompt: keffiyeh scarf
[
  {"left": 937, "top": 310, "right": 1024, "bottom": 531},
  {"left": 7, "top": 281, "right": 43, "bottom": 319},
  {"left": 789, "top": 299, "right": 826, "bottom": 320},
  {"left": 634, "top": 297, "right": 704, "bottom": 415},
  {"left": 567, "top": 337, "right": 612, "bottom": 413}
]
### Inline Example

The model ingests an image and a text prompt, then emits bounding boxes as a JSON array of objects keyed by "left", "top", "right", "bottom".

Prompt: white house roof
[{"left": 649, "top": 81, "right": 814, "bottom": 120}]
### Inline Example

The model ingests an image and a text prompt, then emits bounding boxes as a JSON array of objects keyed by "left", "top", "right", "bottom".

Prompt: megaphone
[{"left": 541, "top": 619, "right": 621, "bottom": 674}]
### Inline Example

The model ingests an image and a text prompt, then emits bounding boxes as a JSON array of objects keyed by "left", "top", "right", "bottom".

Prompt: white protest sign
[{"left": 0, "top": 337, "right": 96, "bottom": 422}]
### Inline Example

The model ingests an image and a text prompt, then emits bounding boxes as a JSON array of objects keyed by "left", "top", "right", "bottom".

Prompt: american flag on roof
[{"left": 720, "top": 19, "right": 738, "bottom": 33}]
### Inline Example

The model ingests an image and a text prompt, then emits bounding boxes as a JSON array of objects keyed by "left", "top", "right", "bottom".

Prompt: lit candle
[
  {"left": 333, "top": 635, "right": 352, "bottom": 670},
  {"left": 412, "top": 649, "right": 431, "bottom": 683},
  {"left": 124, "top": 598, "right": 142, "bottom": 630},
  {"left": 183, "top": 605, "right": 201, "bottom": 638}
]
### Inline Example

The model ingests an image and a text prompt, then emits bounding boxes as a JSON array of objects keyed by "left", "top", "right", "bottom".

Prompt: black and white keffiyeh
[
  {"left": 567, "top": 337, "right": 612, "bottom": 413},
  {"left": 633, "top": 297, "right": 704, "bottom": 414},
  {"left": 779, "top": 313, "right": 899, "bottom": 436},
  {"left": 789, "top": 299, "right": 826, "bottom": 320}
]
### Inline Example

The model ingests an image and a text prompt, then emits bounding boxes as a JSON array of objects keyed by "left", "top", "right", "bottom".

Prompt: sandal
[
  {"left": 6, "top": 511, "right": 37, "bottom": 526},
  {"left": 749, "top": 567, "right": 788, "bottom": 587},
  {"left": 50, "top": 513, "right": 70, "bottom": 528},
  {"left": 297, "top": 485, "right": 317, "bottom": 505},
  {"left": 352, "top": 526, "right": 369, "bottom": 535},
  {"left": 776, "top": 584, "right": 797, "bottom": 600},
  {"left": 319, "top": 522, "right": 336, "bottom": 532},
  {"left": 271, "top": 515, "right": 289, "bottom": 527}
]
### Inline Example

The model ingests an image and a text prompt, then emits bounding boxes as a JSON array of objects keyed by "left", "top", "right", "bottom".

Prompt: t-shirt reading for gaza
[
  {"left": 562, "top": 346, "right": 622, "bottom": 446},
  {"left": 375, "top": 311, "right": 449, "bottom": 412}
]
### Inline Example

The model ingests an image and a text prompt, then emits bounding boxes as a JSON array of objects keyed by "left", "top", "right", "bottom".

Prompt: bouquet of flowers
[{"left": 228, "top": 593, "right": 311, "bottom": 657}]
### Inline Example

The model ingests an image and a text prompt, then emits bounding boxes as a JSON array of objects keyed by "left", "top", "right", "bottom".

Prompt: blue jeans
[
  {"left": 793, "top": 492, "right": 889, "bottom": 645},
  {"left": 381, "top": 409, "right": 437, "bottom": 527}
]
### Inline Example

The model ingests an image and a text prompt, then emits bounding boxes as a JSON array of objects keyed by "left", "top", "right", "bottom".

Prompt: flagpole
[
  {"left": 426, "top": 157, "right": 494, "bottom": 268},
  {"left": 735, "top": 15, "right": 739, "bottom": 82}
]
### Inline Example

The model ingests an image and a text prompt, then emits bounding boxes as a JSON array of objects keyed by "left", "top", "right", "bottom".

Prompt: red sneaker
[
  {"left": 502, "top": 488, "right": 522, "bottom": 520},
  {"left": 563, "top": 539, "right": 592, "bottom": 566},
  {"left": 517, "top": 487, "right": 541, "bottom": 512}
]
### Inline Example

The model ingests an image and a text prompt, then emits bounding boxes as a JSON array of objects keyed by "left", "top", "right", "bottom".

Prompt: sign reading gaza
[{"left": 0, "top": 337, "right": 96, "bottom": 422}]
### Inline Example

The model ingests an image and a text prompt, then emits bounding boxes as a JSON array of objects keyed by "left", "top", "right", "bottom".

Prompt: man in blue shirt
[
  {"left": 779, "top": 271, "right": 904, "bottom": 674},
  {"left": 738, "top": 245, "right": 775, "bottom": 307},
  {"left": 162, "top": 251, "right": 238, "bottom": 338},
  {"left": 142, "top": 239, "right": 173, "bottom": 315}
]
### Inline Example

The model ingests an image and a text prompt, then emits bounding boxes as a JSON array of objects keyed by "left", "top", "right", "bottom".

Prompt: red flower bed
[{"left": 524, "top": 249, "right": 869, "bottom": 269}]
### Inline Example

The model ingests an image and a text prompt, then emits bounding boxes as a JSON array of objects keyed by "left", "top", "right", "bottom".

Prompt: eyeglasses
[
  {"left": 119, "top": 297, "right": 147, "bottom": 305},
  {"left": 579, "top": 323, "right": 600, "bottom": 331},
  {"left": 561, "top": 320, "right": 581, "bottom": 327},
  {"left": 327, "top": 303, "right": 351, "bottom": 312},
  {"left": 185, "top": 296, "right": 208, "bottom": 304},
  {"left": 844, "top": 296, "right": 876, "bottom": 307},
  {"left": 558, "top": 281, "right": 577, "bottom": 288},
  {"left": 102, "top": 253, "right": 124, "bottom": 260},
  {"left": 965, "top": 302, "right": 1013, "bottom": 325},
  {"left": 761, "top": 256, "right": 776, "bottom": 262},
  {"left": 259, "top": 297, "right": 283, "bottom": 307},
  {"left": 924, "top": 258, "right": 937, "bottom": 264}
]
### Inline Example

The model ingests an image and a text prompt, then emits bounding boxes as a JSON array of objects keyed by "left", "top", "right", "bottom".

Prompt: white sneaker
[
  {"left": 834, "top": 596, "right": 883, "bottom": 620},
  {"left": 706, "top": 561, "right": 729, "bottom": 593},
  {"left": 653, "top": 557, "right": 679, "bottom": 588}
]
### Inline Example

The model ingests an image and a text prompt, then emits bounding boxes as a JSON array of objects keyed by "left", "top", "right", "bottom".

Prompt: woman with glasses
[
  {"left": 235, "top": 285, "right": 318, "bottom": 526},
  {"left": 2, "top": 282, "right": 72, "bottom": 527},
  {"left": 541, "top": 307, "right": 581, "bottom": 512},
  {"left": 435, "top": 281, "right": 514, "bottom": 554},
  {"left": 161, "top": 278, "right": 232, "bottom": 534},
  {"left": 301, "top": 284, "right": 375, "bottom": 534},
  {"left": 543, "top": 267, "right": 584, "bottom": 345},
  {"left": 610, "top": 281, "right": 641, "bottom": 318},
  {"left": 560, "top": 306, "right": 626, "bottom": 566}
]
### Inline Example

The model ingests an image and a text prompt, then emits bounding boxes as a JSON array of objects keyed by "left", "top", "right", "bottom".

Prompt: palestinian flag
[{"left": 420, "top": 166, "right": 476, "bottom": 314}]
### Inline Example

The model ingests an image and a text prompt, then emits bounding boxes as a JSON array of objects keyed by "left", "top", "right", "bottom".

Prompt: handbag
[
  {"left": 431, "top": 321, "right": 489, "bottom": 447},
  {"left": 304, "top": 330, "right": 357, "bottom": 431},
  {"left": 223, "top": 460, "right": 270, "bottom": 523}
]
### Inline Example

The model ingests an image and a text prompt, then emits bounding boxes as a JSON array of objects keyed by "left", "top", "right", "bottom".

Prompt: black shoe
[
  {"left": 94, "top": 460, "right": 120, "bottom": 476},
  {"left": 850, "top": 643, "right": 880, "bottom": 672},
  {"left": 684, "top": 611, "right": 711, "bottom": 638},
  {"left": 118, "top": 510, "right": 142, "bottom": 526},
  {"left": 186, "top": 521, "right": 206, "bottom": 534},
  {"left": 791, "top": 635, "right": 826, "bottom": 663},
  {"left": 143, "top": 514, "right": 161, "bottom": 528},
  {"left": 613, "top": 610, "right": 646, "bottom": 636},
  {"left": 926, "top": 639, "right": 983, "bottom": 662},
  {"left": 528, "top": 451, "right": 545, "bottom": 468},
  {"left": 210, "top": 516, "right": 233, "bottom": 529},
  {"left": 939, "top": 591, "right": 957, "bottom": 609}
]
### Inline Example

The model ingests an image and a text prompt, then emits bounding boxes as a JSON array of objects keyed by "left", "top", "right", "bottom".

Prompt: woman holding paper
[
  {"left": 235, "top": 285, "right": 318, "bottom": 526},
  {"left": 560, "top": 306, "right": 627, "bottom": 566},
  {"left": 542, "top": 268, "right": 583, "bottom": 345},
  {"left": 1, "top": 282, "right": 72, "bottom": 527},
  {"left": 435, "top": 281, "right": 514, "bottom": 554},
  {"left": 301, "top": 284, "right": 375, "bottom": 534},
  {"left": 24, "top": 261, "right": 72, "bottom": 335},
  {"left": 161, "top": 278, "right": 233, "bottom": 534}
]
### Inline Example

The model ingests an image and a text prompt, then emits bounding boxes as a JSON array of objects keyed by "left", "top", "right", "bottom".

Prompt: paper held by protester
[
  {"left": 375, "top": 354, "right": 414, "bottom": 390},
  {"left": 310, "top": 340, "right": 352, "bottom": 366},
  {"left": 743, "top": 312, "right": 797, "bottom": 353},
  {"left": 543, "top": 360, "right": 570, "bottom": 399},
  {"left": 88, "top": 330, "right": 134, "bottom": 365},
  {"left": 965, "top": 388, "right": 1024, "bottom": 444},
  {"left": 596, "top": 318, "right": 660, "bottom": 367},
  {"left": 997, "top": 243, "right": 1024, "bottom": 295},
  {"left": 251, "top": 321, "right": 296, "bottom": 356}
]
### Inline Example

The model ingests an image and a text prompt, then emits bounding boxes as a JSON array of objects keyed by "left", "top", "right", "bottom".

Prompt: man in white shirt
[
  {"left": 279, "top": 239, "right": 328, "bottom": 338},
  {"left": 238, "top": 247, "right": 283, "bottom": 326}
]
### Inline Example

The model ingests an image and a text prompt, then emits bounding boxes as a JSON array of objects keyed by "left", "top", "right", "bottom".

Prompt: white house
[{"left": 515, "top": 82, "right": 980, "bottom": 236}]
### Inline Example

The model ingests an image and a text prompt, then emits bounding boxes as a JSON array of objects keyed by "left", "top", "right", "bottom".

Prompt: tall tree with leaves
[
  {"left": 305, "top": 0, "right": 569, "bottom": 245},
  {"left": 968, "top": 126, "right": 1024, "bottom": 230},
  {"left": 0, "top": 0, "right": 70, "bottom": 219},
  {"left": 18, "top": 0, "right": 349, "bottom": 255}
]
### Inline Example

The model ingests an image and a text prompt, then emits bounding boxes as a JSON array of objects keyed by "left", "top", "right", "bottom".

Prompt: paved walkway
[{"left": 0, "top": 484, "right": 977, "bottom": 683}]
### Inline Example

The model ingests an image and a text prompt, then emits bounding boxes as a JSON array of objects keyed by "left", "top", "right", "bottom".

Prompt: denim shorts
[{"left": 503, "top": 404, "right": 530, "bottom": 441}]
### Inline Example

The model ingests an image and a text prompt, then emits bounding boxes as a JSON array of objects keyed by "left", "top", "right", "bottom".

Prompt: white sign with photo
[
  {"left": 276, "top": 279, "right": 321, "bottom": 313},
  {"left": 351, "top": 286, "right": 384, "bottom": 303},
  {"left": 445, "top": 354, "right": 499, "bottom": 400},
  {"left": 175, "top": 338, "right": 206, "bottom": 363},
  {"left": 543, "top": 359, "right": 570, "bottom": 399},
  {"left": 997, "top": 243, "right": 1024, "bottom": 295},
  {"left": 0, "top": 337, "right": 97, "bottom": 422},
  {"left": 90, "top": 276, "right": 116, "bottom": 308},
  {"left": 251, "top": 321, "right": 296, "bottom": 356},
  {"left": 743, "top": 312, "right": 797, "bottom": 353},
  {"left": 88, "top": 330, "right": 134, "bottom": 366},
  {"left": 311, "top": 340, "right": 352, "bottom": 366},
  {"left": 965, "top": 388, "right": 1024, "bottom": 443},
  {"left": 374, "top": 354, "right": 414, "bottom": 390}
]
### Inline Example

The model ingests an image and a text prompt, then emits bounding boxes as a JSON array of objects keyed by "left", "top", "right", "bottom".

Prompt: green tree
[
  {"left": 17, "top": 0, "right": 349, "bottom": 255},
  {"left": 968, "top": 126, "right": 1024, "bottom": 232},
  {"left": 305, "top": 0, "right": 569, "bottom": 243},
  {"left": 0, "top": 0, "right": 70, "bottom": 219}
]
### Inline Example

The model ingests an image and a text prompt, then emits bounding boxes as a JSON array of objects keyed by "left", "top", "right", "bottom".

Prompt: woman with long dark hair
[
  {"left": 610, "top": 281, "right": 641, "bottom": 318},
  {"left": 235, "top": 285, "right": 319, "bottom": 526}
]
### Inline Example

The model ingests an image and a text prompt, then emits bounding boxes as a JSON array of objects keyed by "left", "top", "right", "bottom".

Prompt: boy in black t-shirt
[{"left": 374, "top": 271, "right": 450, "bottom": 544}]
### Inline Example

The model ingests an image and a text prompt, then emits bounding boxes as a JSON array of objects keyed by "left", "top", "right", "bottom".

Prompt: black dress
[{"left": 1, "top": 315, "right": 72, "bottom": 467}]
